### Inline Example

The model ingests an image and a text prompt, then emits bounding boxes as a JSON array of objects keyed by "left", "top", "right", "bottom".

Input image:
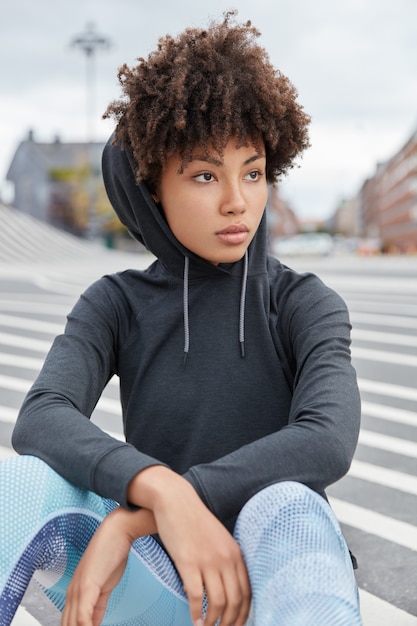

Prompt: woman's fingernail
[{"left": 194, "top": 620, "right": 204, "bottom": 626}]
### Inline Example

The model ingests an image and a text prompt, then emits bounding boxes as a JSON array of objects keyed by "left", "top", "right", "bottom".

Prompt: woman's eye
[
  {"left": 194, "top": 172, "right": 214, "bottom": 183},
  {"left": 246, "top": 170, "right": 261, "bottom": 181}
]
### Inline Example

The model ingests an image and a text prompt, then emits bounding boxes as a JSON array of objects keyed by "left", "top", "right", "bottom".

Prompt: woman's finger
[
  {"left": 181, "top": 565, "right": 205, "bottom": 626},
  {"left": 202, "top": 569, "right": 227, "bottom": 625},
  {"left": 234, "top": 559, "right": 252, "bottom": 626},
  {"left": 64, "top": 581, "right": 97, "bottom": 626}
]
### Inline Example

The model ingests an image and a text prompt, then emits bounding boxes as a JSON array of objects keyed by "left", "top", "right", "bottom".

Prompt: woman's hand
[
  {"left": 62, "top": 466, "right": 251, "bottom": 626},
  {"left": 128, "top": 467, "right": 252, "bottom": 626},
  {"left": 61, "top": 507, "right": 156, "bottom": 626}
]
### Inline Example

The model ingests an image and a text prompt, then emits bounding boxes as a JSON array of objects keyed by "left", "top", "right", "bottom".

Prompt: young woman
[{"left": 0, "top": 12, "right": 362, "bottom": 626}]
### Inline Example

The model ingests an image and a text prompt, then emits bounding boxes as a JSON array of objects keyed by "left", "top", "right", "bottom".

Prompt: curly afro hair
[{"left": 104, "top": 11, "right": 310, "bottom": 191}]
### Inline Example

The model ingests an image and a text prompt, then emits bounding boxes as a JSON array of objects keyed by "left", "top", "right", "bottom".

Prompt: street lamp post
[
  {"left": 70, "top": 23, "right": 111, "bottom": 237},
  {"left": 71, "top": 22, "right": 111, "bottom": 142}
]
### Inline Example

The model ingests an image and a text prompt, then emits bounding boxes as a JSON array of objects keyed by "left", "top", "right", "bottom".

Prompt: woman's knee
[
  {"left": 237, "top": 482, "right": 324, "bottom": 526},
  {"left": 0, "top": 455, "right": 108, "bottom": 521},
  {"left": 1, "top": 454, "right": 56, "bottom": 483},
  {"left": 234, "top": 481, "right": 345, "bottom": 554}
]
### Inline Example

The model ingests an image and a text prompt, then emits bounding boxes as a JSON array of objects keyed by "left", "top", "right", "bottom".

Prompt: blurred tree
[{"left": 48, "top": 165, "right": 126, "bottom": 240}]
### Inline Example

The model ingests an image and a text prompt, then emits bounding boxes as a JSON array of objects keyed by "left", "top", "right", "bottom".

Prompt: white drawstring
[
  {"left": 183, "top": 256, "right": 190, "bottom": 365},
  {"left": 239, "top": 250, "right": 248, "bottom": 358}
]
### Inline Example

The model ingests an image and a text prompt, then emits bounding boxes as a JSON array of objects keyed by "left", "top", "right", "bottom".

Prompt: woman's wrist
[
  {"left": 106, "top": 506, "right": 157, "bottom": 541},
  {"left": 127, "top": 465, "right": 196, "bottom": 512}
]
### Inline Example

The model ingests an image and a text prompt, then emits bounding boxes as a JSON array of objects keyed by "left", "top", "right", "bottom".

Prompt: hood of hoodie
[{"left": 102, "top": 134, "right": 268, "bottom": 280}]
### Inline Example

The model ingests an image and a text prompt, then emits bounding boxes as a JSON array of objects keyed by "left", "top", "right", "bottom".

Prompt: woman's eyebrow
[
  {"left": 244, "top": 154, "right": 266, "bottom": 165},
  {"left": 192, "top": 154, "right": 223, "bottom": 167},
  {"left": 191, "top": 153, "right": 266, "bottom": 167}
]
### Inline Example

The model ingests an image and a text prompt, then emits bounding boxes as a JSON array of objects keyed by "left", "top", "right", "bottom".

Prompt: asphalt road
[{"left": 0, "top": 212, "right": 416, "bottom": 625}]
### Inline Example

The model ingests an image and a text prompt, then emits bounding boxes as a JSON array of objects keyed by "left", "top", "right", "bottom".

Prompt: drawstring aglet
[{"left": 240, "top": 341, "right": 245, "bottom": 358}]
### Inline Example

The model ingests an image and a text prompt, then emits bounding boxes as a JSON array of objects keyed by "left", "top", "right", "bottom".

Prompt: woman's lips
[{"left": 216, "top": 224, "right": 249, "bottom": 245}]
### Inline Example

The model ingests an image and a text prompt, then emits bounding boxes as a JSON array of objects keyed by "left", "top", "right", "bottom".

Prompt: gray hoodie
[{"left": 13, "top": 136, "right": 360, "bottom": 532}]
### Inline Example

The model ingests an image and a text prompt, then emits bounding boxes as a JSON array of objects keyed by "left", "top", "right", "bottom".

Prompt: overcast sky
[{"left": 1, "top": 0, "right": 416, "bottom": 220}]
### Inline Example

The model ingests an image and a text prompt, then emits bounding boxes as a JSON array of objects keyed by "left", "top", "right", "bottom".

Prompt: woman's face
[{"left": 155, "top": 138, "right": 268, "bottom": 265}]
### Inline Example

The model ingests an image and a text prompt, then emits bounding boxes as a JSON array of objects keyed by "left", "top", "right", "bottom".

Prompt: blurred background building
[
  {"left": 6, "top": 130, "right": 123, "bottom": 244},
  {"left": 4, "top": 122, "right": 417, "bottom": 255},
  {"left": 358, "top": 128, "right": 417, "bottom": 254}
]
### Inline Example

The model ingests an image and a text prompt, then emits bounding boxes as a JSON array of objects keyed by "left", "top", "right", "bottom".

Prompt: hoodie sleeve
[
  {"left": 183, "top": 271, "right": 361, "bottom": 524},
  {"left": 12, "top": 277, "right": 166, "bottom": 508}
]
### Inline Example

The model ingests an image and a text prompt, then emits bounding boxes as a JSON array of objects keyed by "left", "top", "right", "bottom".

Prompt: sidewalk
[
  {"left": 12, "top": 606, "right": 43, "bottom": 625},
  {"left": 360, "top": 590, "right": 417, "bottom": 626}
]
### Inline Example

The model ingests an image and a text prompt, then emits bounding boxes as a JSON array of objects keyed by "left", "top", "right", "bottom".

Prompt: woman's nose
[{"left": 220, "top": 183, "right": 246, "bottom": 215}]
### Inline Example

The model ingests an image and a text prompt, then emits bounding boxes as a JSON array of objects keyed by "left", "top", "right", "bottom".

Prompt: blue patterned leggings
[{"left": 0, "top": 456, "right": 361, "bottom": 625}]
